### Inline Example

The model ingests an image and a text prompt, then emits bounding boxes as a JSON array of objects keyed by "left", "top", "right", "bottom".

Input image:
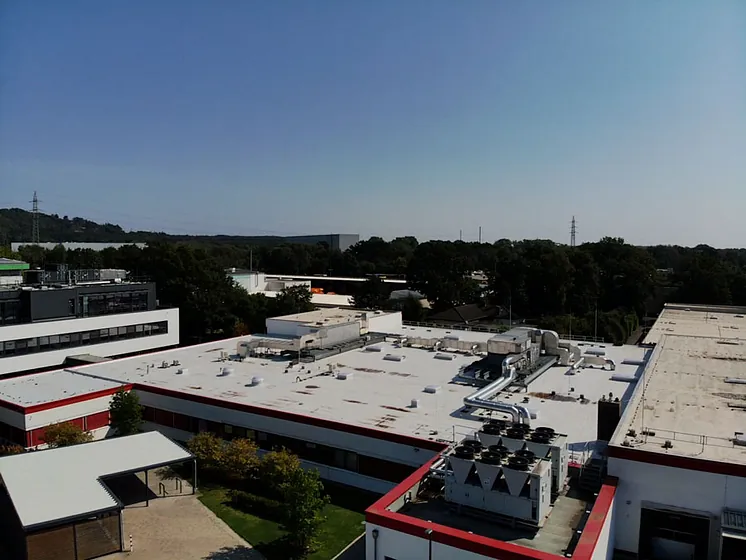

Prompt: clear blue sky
[{"left": 1, "top": 1, "right": 744, "bottom": 246}]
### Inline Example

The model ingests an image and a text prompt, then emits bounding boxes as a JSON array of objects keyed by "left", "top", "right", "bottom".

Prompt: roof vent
[
  {"left": 410, "top": 398, "right": 420, "bottom": 409},
  {"left": 384, "top": 354, "right": 405, "bottom": 362},
  {"left": 220, "top": 367, "right": 234, "bottom": 377},
  {"left": 176, "top": 368, "right": 189, "bottom": 375},
  {"left": 337, "top": 372, "right": 353, "bottom": 380},
  {"left": 250, "top": 376, "right": 263, "bottom": 386},
  {"left": 424, "top": 385, "right": 441, "bottom": 394},
  {"left": 434, "top": 353, "right": 455, "bottom": 361},
  {"left": 365, "top": 345, "right": 383, "bottom": 352}
]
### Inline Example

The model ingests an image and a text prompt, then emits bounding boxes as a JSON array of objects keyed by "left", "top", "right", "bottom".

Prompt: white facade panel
[
  {"left": 366, "top": 524, "right": 496, "bottom": 560},
  {"left": 368, "top": 311, "right": 403, "bottom": 334},
  {"left": 136, "top": 391, "right": 436, "bottom": 467},
  {"left": 25, "top": 394, "right": 117, "bottom": 430},
  {"left": 592, "top": 493, "right": 616, "bottom": 560},
  {"left": 0, "top": 405, "right": 25, "bottom": 430},
  {"left": 265, "top": 318, "right": 301, "bottom": 338},
  {"left": 608, "top": 456, "right": 746, "bottom": 556},
  {"left": 0, "top": 309, "right": 179, "bottom": 376},
  {"left": 0, "top": 276, "right": 23, "bottom": 287}
]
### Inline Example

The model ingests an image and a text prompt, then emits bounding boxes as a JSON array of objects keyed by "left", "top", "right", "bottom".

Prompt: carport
[{"left": 0, "top": 432, "right": 195, "bottom": 560}]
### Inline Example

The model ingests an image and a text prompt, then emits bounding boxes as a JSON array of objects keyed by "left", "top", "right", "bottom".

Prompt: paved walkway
[{"left": 104, "top": 493, "right": 264, "bottom": 560}]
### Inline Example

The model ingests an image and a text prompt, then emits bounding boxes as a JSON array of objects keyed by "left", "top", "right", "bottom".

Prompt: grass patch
[{"left": 199, "top": 483, "right": 371, "bottom": 560}]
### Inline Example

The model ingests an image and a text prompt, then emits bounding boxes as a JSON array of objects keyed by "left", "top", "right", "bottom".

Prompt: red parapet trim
[
  {"left": 0, "top": 398, "right": 26, "bottom": 414},
  {"left": 365, "top": 455, "right": 561, "bottom": 560},
  {"left": 609, "top": 444, "right": 746, "bottom": 478},
  {"left": 572, "top": 477, "right": 618, "bottom": 560},
  {"left": 23, "top": 384, "right": 133, "bottom": 414},
  {"left": 134, "top": 384, "right": 447, "bottom": 452}
]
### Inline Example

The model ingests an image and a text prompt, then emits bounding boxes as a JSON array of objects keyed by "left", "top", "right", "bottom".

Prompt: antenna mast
[
  {"left": 570, "top": 216, "right": 577, "bottom": 247},
  {"left": 31, "top": 191, "right": 40, "bottom": 244}
]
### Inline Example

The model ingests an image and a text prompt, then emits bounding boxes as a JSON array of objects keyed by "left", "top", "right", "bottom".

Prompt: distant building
[
  {"left": 226, "top": 268, "right": 354, "bottom": 308},
  {"left": 0, "top": 259, "right": 28, "bottom": 287},
  {"left": 282, "top": 234, "right": 359, "bottom": 252}
]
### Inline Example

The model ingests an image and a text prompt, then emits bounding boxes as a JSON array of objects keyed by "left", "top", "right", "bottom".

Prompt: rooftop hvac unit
[
  {"left": 337, "top": 372, "right": 353, "bottom": 380},
  {"left": 477, "top": 423, "right": 568, "bottom": 499},
  {"left": 444, "top": 440, "right": 552, "bottom": 524},
  {"left": 237, "top": 341, "right": 250, "bottom": 358},
  {"left": 383, "top": 354, "right": 405, "bottom": 362}
]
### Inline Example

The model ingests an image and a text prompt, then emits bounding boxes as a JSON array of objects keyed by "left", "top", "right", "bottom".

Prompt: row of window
[
  {"left": 0, "top": 321, "right": 169, "bottom": 359},
  {"left": 0, "top": 411, "right": 112, "bottom": 448},
  {"left": 142, "top": 406, "right": 416, "bottom": 483},
  {"left": 80, "top": 291, "right": 150, "bottom": 317}
]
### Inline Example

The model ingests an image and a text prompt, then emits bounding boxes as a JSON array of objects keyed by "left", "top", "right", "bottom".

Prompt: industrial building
[
  {"left": 0, "top": 259, "right": 29, "bottom": 287},
  {"left": 282, "top": 233, "right": 360, "bottom": 252},
  {"left": 0, "top": 304, "right": 744, "bottom": 559},
  {"left": 0, "top": 432, "right": 194, "bottom": 560},
  {"left": 227, "top": 268, "right": 355, "bottom": 308},
  {"left": 0, "top": 274, "right": 179, "bottom": 376}
]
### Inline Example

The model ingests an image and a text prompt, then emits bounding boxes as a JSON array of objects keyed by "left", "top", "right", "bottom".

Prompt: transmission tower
[
  {"left": 31, "top": 191, "right": 40, "bottom": 244},
  {"left": 570, "top": 216, "right": 577, "bottom": 247}
]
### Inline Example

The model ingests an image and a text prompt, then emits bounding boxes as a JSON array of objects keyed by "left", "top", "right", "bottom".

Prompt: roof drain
[{"left": 463, "top": 355, "right": 531, "bottom": 425}]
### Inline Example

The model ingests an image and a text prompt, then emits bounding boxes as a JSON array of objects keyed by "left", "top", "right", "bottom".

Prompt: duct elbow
[{"left": 605, "top": 358, "right": 616, "bottom": 371}]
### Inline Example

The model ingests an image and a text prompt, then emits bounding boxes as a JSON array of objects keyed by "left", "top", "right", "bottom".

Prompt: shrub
[
  {"left": 43, "top": 422, "right": 93, "bottom": 448},
  {"left": 228, "top": 490, "right": 284, "bottom": 523}
]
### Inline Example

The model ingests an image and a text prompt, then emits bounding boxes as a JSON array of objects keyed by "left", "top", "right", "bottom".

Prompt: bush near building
[
  {"left": 108, "top": 389, "right": 144, "bottom": 436},
  {"left": 42, "top": 421, "right": 93, "bottom": 448}
]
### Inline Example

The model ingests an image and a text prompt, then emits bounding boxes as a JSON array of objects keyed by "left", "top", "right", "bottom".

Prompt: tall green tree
[
  {"left": 280, "top": 466, "right": 329, "bottom": 556},
  {"left": 109, "top": 389, "right": 144, "bottom": 436},
  {"left": 351, "top": 277, "right": 389, "bottom": 309},
  {"left": 272, "top": 285, "right": 314, "bottom": 315}
]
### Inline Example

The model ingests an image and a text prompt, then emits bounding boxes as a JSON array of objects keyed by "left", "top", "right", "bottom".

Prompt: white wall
[
  {"left": 265, "top": 318, "right": 302, "bottom": 338},
  {"left": 368, "top": 312, "right": 403, "bottom": 334},
  {"left": 0, "top": 309, "right": 179, "bottom": 376},
  {"left": 0, "top": 275, "right": 23, "bottom": 287},
  {"left": 0, "top": 405, "right": 25, "bottom": 430},
  {"left": 366, "top": 524, "right": 497, "bottom": 560},
  {"left": 136, "top": 391, "right": 436, "bottom": 467},
  {"left": 609, "top": 457, "right": 746, "bottom": 557},
  {"left": 24, "top": 394, "right": 117, "bottom": 430},
  {"left": 592, "top": 493, "right": 616, "bottom": 560}
]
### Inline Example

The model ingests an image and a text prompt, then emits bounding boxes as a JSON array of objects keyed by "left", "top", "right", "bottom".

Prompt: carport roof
[{"left": 0, "top": 431, "right": 193, "bottom": 530}]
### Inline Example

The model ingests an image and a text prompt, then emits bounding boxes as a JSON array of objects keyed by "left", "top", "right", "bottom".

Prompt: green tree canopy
[
  {"left": 109, "top": 389, "right": 144, "bottom": 436},
  {"left": 43, "top": 422, "right": 94, "bottom": 448}
]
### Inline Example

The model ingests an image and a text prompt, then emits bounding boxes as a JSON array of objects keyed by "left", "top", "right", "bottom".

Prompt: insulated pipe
[
  {"left": 428, "top": 457, "right": 448, "bottom": 478},
  {"left": 463, "top": 356, "right": 531, "bottom": 424}
]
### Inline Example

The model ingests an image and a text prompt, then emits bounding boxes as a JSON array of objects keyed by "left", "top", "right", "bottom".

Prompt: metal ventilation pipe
[{"left": 463, "top": 355, "right": 531, "bottom": 424}]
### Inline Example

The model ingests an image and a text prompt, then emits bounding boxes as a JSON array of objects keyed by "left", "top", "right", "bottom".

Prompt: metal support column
[
  {"left": 192, "top": 458, "right": 198, "bottom": 494},
  {"left": 145, "top": 470, "right": 149, "bottom": 506}
]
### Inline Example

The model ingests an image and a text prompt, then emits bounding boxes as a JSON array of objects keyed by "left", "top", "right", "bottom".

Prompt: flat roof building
[
  {"left": 0, "top": 432, "right": 194, "bottom": 560},
  {"left": 0, "top": 279, "right": 178, "bottom": 376}
]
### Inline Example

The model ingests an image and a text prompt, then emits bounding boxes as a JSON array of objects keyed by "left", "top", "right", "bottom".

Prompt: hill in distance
[{"left": 0, "top": 208, "right": 287, "bottom": 247}]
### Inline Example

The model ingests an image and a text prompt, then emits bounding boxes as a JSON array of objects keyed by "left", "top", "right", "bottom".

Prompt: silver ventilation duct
[{"left": 463, "top": 355, "right": 531, "bottom": 424}]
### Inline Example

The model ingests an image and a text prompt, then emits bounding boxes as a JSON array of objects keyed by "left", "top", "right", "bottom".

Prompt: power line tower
[
  {"left": 570, "top": 216, "right": 577, "bottom": 247},
  {"left": 31, "top": 191, "right": 40, "bottom": 244}
]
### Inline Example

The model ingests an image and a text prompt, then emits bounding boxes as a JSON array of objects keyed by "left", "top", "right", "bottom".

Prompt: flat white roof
[
  {"left": 0, "top": 369, "right": 125, "bottom": 408},
  {"left": 613, "top": 304, "right": 746, "bottom": 464},
  {"left": 269, "top": 308, "right": 394, "bottom": 325},
  {"left": 263, "top": 291, "right": 354, "bottom": 307},
  {"left": 265, "top": 274, "right": 406, "bottom": 284},
  {"left": 64, "top": 331, "right": 646, "bottom": 452},
  {"left": 0, "top": 432, "right": 192, "bottom": 529}
]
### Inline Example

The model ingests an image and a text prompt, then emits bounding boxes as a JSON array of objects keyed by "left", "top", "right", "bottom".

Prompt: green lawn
[{"left": 198, "top": 483, "right": 370, "bottom": 560}]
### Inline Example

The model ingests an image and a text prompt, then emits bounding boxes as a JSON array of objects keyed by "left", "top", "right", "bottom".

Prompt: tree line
[{"left": 4, "top": 235, "right": 746, "bottom": 344}]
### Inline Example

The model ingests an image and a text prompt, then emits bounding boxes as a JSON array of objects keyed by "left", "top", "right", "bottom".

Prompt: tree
[
  {"left": 219, "top": 438, "right": 259, "bottom": 481},
  {"left": 280, "top": 466, "right": 329, "bottom": 555},
  {"left": 43, "top": 422, "right": 93, "bottom": 448},
  {"left": 272, "top": 285, "right": 314, "bottom": 315},
  {"left": 351, "top": 277, "right": 389, "bottom": 309},
  {"left": 259, "top": 448, "right": 302, "bottom": 494},
  {"left": 187, "top": 432, "right": 225, "bottom": 473},
  {"left": 109, "top": 389, "right": 144, "bottom": 436}
]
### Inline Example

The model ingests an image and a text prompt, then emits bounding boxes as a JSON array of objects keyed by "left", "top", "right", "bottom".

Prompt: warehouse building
[{"left": 0, "top": 431, "right": 194, "bottom": 560}]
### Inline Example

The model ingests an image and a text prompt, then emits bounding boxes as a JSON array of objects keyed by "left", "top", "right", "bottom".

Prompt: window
[{"left": 0, "top": 320, "right": 171, "bottom": 359}]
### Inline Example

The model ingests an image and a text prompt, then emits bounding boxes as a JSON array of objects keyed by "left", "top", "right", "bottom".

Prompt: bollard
[{"left": 129, "top": 534, "right": 133, "bottom": 553}]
